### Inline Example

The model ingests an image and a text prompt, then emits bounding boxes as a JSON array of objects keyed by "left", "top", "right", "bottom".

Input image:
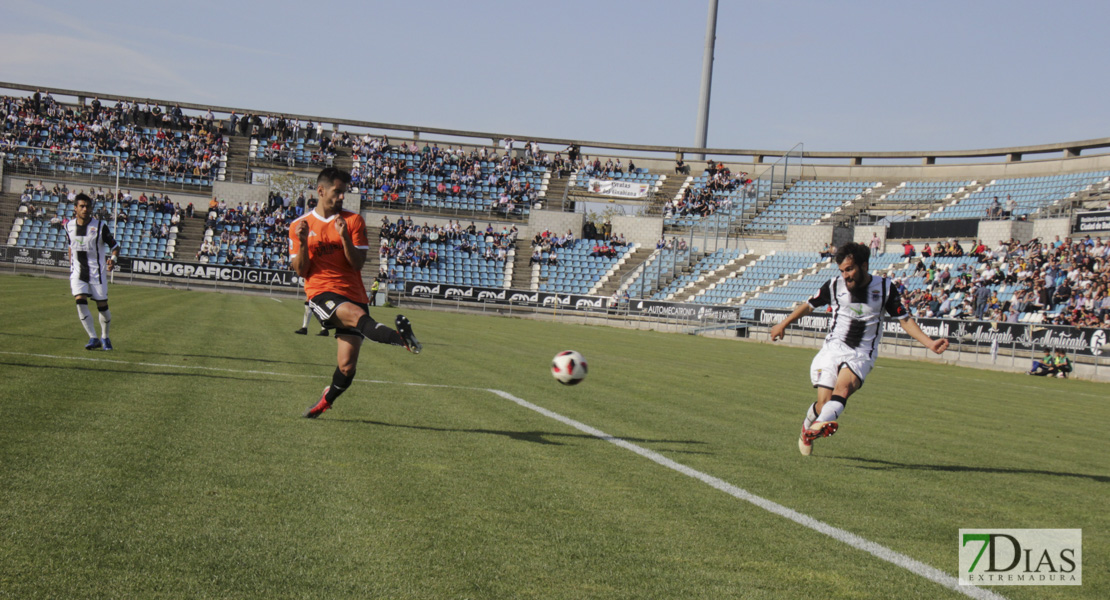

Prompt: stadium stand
[
  {"left": 352, "top": 138, "right": 547, "bottom": 218},
  {"left": 747, "top": 181, "right": 879, "bottom": 232},
  {"left": 924, "top": 172, "right": 1110, "bottom": 220},
  {"left": 378, "top": 216, "right": 515, "bottom": 288},
  {"left": 1, "top": 85, "right": 1106, "bottom": 332},
  {"left": 693, "top": 252, "right": 825, "bottom": 305},
  {"left": 1, "top": 94, "right": 227, "bottom": 186},
  {"left": 653, "top": 248, "right": 746, "bottom": 300},
  {"left": 536, "top": 238, "right": 636, "bottom": 294}
]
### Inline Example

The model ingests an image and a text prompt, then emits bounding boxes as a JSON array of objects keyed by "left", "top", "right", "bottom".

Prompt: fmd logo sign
[{"left": 959, "top": 529, "right": 1081, "bottom": 586}]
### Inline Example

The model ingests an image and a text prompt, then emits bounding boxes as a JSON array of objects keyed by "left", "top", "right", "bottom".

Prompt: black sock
[
  {"left": 356, "top": 314, "right": 403, "bottom": 346},
  {"left": 325, "top": 367, "right": 355, "bottom": 404}
]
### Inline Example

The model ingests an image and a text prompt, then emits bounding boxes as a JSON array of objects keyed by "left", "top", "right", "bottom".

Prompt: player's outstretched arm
[
  {"left": 770, "top": 302, "right": 813, "bottom": 342},
  {"left": 899, "top": 317, "right": 949, "bottom": 354}
]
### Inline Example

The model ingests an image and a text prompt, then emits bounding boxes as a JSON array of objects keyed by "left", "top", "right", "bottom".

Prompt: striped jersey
[
  {"left": 807, "top": 274, "right": 909, "bottom": 355},
  {"left": 65, "top": 218, "right": 119, "bottom": 285}
]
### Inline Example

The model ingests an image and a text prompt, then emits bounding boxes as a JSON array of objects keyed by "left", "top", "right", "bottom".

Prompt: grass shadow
[
  {"left": 0, "top": 361, "right": 280, "bottom": 383},
  {"left": 333, "top": 417, "right": 710, "bottom": 450},
  {"left": 831, "top": 456, "right": 1109, "bottom": 484}
]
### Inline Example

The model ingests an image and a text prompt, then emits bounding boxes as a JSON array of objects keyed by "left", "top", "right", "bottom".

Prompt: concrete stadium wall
[
  {"left": 977, "top": 219, "right": 1035, "bottom": 244},
  {"left": 530, "top": 210, "right": 583, "bottom": 239},
  {"left": 213, "top": 181, "right": 268, "bottom": 209},
  {"left": 1032, "top": 218, "right": 1071, "bottom": 242},
  {"left": 786, "top": 224, "right": 835, "bottom": 253},
  {"left": 611, "top": 214, "right": 662, "bottom": 246},
  {"left": 854, "top": 225, "right": 887, "bottom": 249}
]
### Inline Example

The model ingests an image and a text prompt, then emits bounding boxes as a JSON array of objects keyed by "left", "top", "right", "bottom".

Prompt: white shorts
[
  {"left": 810, "top": 341, "right": 875, "bottom": 389},
  {"left": 71, "top": 276, "right": 108, "bottom": 301}
]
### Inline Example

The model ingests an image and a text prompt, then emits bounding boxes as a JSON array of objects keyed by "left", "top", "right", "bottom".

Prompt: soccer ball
[{"left": 551, "top": 350, "right": 588, "bottom": 385}]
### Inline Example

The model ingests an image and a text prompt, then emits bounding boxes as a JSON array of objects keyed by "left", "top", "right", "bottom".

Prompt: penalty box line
[{"left": 3, "top": 351, "right": 1004, "bottom": 600}]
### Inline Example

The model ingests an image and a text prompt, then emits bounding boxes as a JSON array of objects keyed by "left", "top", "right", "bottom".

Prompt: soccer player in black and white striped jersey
[
  {"left": 769, "top": 242, "right": 949, "bottom": 455},
  {"left": 65, "top": 193, "right": 120, "bottom": 350}
]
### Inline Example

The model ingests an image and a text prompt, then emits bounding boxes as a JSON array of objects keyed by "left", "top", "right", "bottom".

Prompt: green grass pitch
[{"left": 0, "top": 273, "right": 1105, "bottom": 599}]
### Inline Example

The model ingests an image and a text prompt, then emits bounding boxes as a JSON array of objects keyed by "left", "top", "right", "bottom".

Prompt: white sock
[
  {"left": 302, "top": 303, "right": 312, "bottom": 328},
  {"left": 98, "top": 308, "right": 111, "bottom": 338},
  {"left": 802, "top": 402, "right": 819, "bottom": 430},
  {"left": 818, "top": 400, "right": 845, "bottom": 423},
  {"left": 77, "top": 303, "right": 97, "bottom": 337}
]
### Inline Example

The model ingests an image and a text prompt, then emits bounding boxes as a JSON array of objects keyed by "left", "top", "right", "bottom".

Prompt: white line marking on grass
[
  {"left": 0, "top": 351, "right": 484, "bottom": 391},
  {"left": 488, "top": 389, "right": 1007, "bottom": 600},
  {"left": 3, "top": 350, "right": 1005, "bottom": 598}
]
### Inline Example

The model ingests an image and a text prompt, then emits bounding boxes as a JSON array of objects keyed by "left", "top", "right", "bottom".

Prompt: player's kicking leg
[
  {"left": 800, "top": 356, "right": 860, "bottom": 455},
  {"left": 304, "top": 334, "right": 361, "bottom": 418},
  {"left": 327, "top": 301, "right": 421, "bottom": 354}
]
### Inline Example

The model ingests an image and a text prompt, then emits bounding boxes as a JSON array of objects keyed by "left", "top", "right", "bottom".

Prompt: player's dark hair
[
  {"left": 835, "top": 242, "right": 870, "bottom": 268},
  {"left": 74, "top": 193, "right": 93, "bottom": 206},
  {"left": 317, "top": 167, "right": 351, "bottom": 187}
]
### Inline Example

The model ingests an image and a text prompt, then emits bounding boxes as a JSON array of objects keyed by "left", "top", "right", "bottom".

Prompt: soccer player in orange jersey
[{"left": 290, "top": 167, "right": 421, "bottom": 418}]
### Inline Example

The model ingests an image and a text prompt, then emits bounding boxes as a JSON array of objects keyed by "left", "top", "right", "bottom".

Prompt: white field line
[{"left": 3, "top": 351, "right": 1005, "bottom": 599}]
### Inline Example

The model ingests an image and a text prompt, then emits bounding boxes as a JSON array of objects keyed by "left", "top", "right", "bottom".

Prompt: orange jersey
[{"left": 288, "top": 209, "right": 370, "bottom": 303}]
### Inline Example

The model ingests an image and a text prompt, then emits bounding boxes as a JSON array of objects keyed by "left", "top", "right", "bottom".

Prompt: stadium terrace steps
[
  {"left": 510, "top": 247, "right": 534, "bottom": 289},
  {"left": 614, "top": 247, "right": 698, "bottom": 299},
  {"left": 542, "top": 175, "right": 568, "bottom": 207},
  {"left": 0, "top": 192, "right": 20, "bottom": 244},
  {"left": 226, "top": 136, "right": 251, "bottom": 183},
  {"left": 595, "top": 245, "right": 653, "bottom": 297},
  {"left": 173, "top": 213, "right": 207, "bottom": 262},
  {"left": 920, "top": 182, "right": 986, "bottom": 219},
  {"left": 648, "top": 175, "right": 689, "bottom": 217},
  {"left": 680, "top": 252, "right": 759, "bottom": 302},
  {"left": 822, "top": 181, "right": 894, "bottom": 225}
]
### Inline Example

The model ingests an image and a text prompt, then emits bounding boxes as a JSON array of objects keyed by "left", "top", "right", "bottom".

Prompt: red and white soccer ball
[{"left": 551, "top": 350, "right": 588, "bottom": 385}]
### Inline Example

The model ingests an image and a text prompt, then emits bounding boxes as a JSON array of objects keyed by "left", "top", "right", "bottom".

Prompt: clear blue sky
[{"left": 2, "top": 0, "right": 1107, "bottom": 153}]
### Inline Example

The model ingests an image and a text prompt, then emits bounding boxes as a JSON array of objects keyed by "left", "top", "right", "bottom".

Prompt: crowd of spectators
[
  {"left": 19, "top": 179, "right": 189, "bottom": 228},
  {"left": 663, "top": 162, "right": 754, "bottom": 218},
  {"left": 351, "top": 136, "right": 547, "bottom": 216},
  {"left": 896, "top": 235, "right": 1110, "bottom": 329},
  {"left": 197, "top": 192, "right": 301, "bottom": 269},
  {"left": 378, "top": 216, "right": 519, "bottom": 275},
  {"left": 1, "top": 92, "right": 225, "bottom": 181}
]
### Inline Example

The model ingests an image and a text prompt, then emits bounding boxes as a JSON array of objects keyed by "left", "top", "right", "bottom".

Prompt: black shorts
[{"left": 308, "top": 292, "right": 369, "bottom": 338}]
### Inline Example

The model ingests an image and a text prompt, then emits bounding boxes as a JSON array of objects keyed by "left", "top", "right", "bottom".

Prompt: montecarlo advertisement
[
  {"left": 404, "top": 281, "right": 743, "bottom": 323},
  {"left": 4, "top": 246, "right": 70, "bottom": 268},
  {"left": 752, "top": 308, "right": 1108, "bottom": 358},
  {"left": 127, "top": 259, "right": 302, "bottom": 287}
]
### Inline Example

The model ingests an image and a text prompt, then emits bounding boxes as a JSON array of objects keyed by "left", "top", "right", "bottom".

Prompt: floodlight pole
[{"left": 693, "top": 0, "right": 719, "bottom": 161}]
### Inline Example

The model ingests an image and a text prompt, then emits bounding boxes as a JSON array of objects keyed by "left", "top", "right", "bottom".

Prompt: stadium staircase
[
  {"left": 540, "top": 173, "right": 568, "bottom": 209},
  {"left": 649, "top": 175, "right": 689, "bottom": 217},
  {"left": 1038, "top": 178, "right": 1110, "bottom": 217},
  {"left": 225, "top": 136, "right": 251, "bottom": 183},
  {"left": 737, "top": 260, "right": 831, "bottom": 305},
  {"left": 594, "top": 245, "right": 654, "bottom": 297},
  {"left": 173, "top": 213, "right": 207, "bottom": 262},
  {"left": 0, "top": 192, "right": 20, "bottom": 244},
  {"left": 735, "top": 176, "right": 800, "bottom": 236},
  {"left": 919, "top": 182, "right": 988, "bottom": 219},
  {"left": 664, "top": 251, "right": 755, "bottom": 301},
  {"left": 510, "top": 249, "right": 533, "bottom": 289},
  {"left": 823, "top": 181, "right": 894, "bottom": 226}
]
